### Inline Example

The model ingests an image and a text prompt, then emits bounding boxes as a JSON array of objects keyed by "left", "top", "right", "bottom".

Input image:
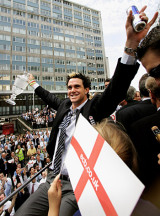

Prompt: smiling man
[
  {"left": 66, "top": 75, "right": 90, "bottom": 109},
  {"left": 15, "top": 6, "right": 158, "bottom": 216}
]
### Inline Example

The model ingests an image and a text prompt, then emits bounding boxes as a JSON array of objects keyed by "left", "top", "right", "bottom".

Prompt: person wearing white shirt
[
  {"left": 28, "top": 175, "right": 40, "bottom": 195},
  {"left": 39, "top": 171, "right": 47, "bottom": 184},
  {"left": 0, "top": 193, "right": 15, "bottom": 216}
]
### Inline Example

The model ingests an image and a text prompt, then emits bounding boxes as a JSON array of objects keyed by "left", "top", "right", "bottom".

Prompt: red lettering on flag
[{"left": 70, "top": 134, "right": 118, "bottom": 216}]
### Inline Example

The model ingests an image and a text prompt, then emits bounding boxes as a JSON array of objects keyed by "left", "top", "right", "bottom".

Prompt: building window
[
  {"left": 28, "top": 0, "right": 39, "bottom": 3},
  {"left": 63, "top": 1, "right": 72, "bottom": 7},
  {"left": 0, "top": 7, "right": 11, "bottom": 14},
  {"left": 28, "top": 56, "right": 40, "bottom": 63},
  {"left": 12, "top": 65, "right": 26, "bottom": 71},
  {"left": 65, "top": 36, "right": 74, "bottom": 42},
  {"left": 53, "top": 35, "right": 64, "bottom": 41},
  {"left": 27, "top": 47, "right": 40, "bottom": 54},
  {"left": 13, "top": 2, "right": 25, "bottom": 10},
  {"left": 28, "top": 13, "right": 39, "bottom": 20},
  {"left": 41, "top": 16, "right": 51, "bottom": 23},
  {"left": 42, "top": 66, "right": 53, "bottom": 73},
  {"left": 13, "top": 45, "right": 26, "bottom": 52},
  {"left": 54, "top": 42, "right": 64, "bottom": 49},
  {"left": 0, "top": 16, "right": 11, "bottom": 23},
  {"left": 27, "top": 38, "right": 40, "bottom": 45},
  {"left": 13, "top": 10, "right": 25, "bottom": 17},
  {"left": 55, "top": 68, "right": 65, "bottom": 73},
  {"left": 64, "top": 15, "right": 72, "bottom": 21},
  {"left": 55, "top": 59, "right": 65, "bottom": 65},
  {"left": 42, "top": 58, "right": 53, "bottom": 64},
  {"left": 41, "top": 49, "right": 53, "bottom": 55},
  {"left": 0, "top": 64, "right": 10, "bottom": 70},
  {"left": 54, "top": 51, "right": 65, "bottom": 56},
  {"left": 12, "top": 55, "right": 26, "bottom": 61},
  {"left": 28, "top": 65, "right": 40, "bottom": 72},
  {"left": 0, "top": 44, "right": 10, "bottom": 50},
  {"left": 13, "top": 36, "right": 25, "bottom": 43},
  {"left": 41, "top": 9, "right": 51, "bottom": 17},
  {"left": 0, "top": 34, "right": 11, "bottom": 41},
  {"left": 66, "top": 60, "right": 76, "bottom": 66},
  {"left": 41, "top": 40, "right": 52, "bottom": 47}
]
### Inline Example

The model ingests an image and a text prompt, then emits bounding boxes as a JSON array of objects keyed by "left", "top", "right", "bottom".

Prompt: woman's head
[{"left": 94, "top": 119, "right": 138, "bottom": 173}]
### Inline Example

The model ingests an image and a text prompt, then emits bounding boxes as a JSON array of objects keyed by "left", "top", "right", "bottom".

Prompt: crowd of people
[
  {"left": 21, "top": 106, "right": 56, "bottom": 129},
  {"left": 0, "top": 5, "right": 160, "bottom": 216},
  {"left": 0, "top": 128, "right": 52, "bottom": 215}
]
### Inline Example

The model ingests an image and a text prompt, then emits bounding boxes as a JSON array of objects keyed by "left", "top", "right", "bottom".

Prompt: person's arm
[
  {"left": 7, "top": 194, "right": 17, "bottom": 214},
  {"left": 27, "top": 149, "right": 30, "bottom": 157},
  {"left": 123, "top": 6, "right": 158, "bottom": 61},
  {"left": 93, "top": 6, "right": 158, "bottom": 120},
  {"left": 28, "top": 74, "right": 62, "bottom": 110},
  {"left": 23, "top": 168, "right": 28, "bottom": 183},
  {"left": 4, "top": 177, "right": 12, "bottom": 197},
  {"left": 48, "top": 174, "right": 62, "bottom": 216}
]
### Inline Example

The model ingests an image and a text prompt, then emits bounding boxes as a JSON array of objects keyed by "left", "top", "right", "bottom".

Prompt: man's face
[
  {"left": 141, "top": 49, "right": 160, "bottom": 78},
  {"left": 37, "top": 156, "right": 40, "bottom": 162},
  {"left": 11, "top": 152, "right": 15, "bottom": 158},
  {"left": 67, "top": 78, "right": 89, "bottom": 109},
  {"left": 17, "top": 163, "right": 21, "bottom": 169},
  {"left": 30, "top": 168, "right": 35, "bottom": 174},
  {"left": 105, "top": 81, "right": 110, "bottom": 88},
  {"left": 16, "top": 168, "right": 21, "bottom": 175},
  {"left": 0, "top": 194, "right": 5, "bottom": 202},
  {"left": 1, "top": 153, "right": 6, "bottom": 159}
]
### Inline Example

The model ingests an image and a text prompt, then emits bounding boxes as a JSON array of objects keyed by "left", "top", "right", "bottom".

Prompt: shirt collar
[
  {"left": 70, "top": 99, "right": 88, "bottom": 113},
  {"left": 141, "top": 97, "right": 150, "bottom": 101}
]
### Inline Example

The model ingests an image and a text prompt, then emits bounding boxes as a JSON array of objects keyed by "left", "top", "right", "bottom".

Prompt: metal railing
[{"left": 0, "top": 161, "right": 52, "bottom": 207}]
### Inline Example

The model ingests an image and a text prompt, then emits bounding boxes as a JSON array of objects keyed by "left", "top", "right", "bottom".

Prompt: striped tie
[{"left": 53, "top": 111, "right": 72, "bottom": 175}]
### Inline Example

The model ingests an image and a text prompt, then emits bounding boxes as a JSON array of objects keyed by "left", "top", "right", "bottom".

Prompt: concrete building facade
[{"left": 0, "top": 0, "right": 109, "bottom": 116}]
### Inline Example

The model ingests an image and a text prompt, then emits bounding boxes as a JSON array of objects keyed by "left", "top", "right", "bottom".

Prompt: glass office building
[{"left": 0, "top": 0, "right": 108, "bottom": 116}]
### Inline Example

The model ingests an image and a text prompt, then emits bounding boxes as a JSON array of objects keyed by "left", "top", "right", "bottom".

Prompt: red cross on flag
[{"left": 65, "top": 114, "right": 145, "bottom": 216}]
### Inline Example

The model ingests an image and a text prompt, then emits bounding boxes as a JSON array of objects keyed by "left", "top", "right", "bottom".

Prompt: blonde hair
[{"left": 94, "top": 119, "right": 138, "bottom": 173}]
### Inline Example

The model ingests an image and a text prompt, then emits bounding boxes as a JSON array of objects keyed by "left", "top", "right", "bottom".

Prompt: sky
[{"left": 73, "top": 0, "right": 159, "bottom": 90}]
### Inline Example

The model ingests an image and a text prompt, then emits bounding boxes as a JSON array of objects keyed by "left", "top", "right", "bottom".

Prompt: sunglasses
[{"left": 149, "top": 64, "right": 160, "bottom": 78}]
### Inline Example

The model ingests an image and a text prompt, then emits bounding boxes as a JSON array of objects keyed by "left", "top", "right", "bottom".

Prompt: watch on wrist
[{"left": 124, "top": 47, "right": 137, "bottom": 58}]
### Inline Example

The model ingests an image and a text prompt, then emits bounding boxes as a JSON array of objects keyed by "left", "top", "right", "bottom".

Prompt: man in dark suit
[
  {"left": 3, "top": 145, "right": 11, "bottom": 161},
  {"left": 116, "top": 85, "right": 139, "bottom": 111},
  {"left": 129, "top": 76, "right": 160, "bottom": 186},
  {"left": 15, "top": 182, "right": 30, "bottom": 212},
  {"left": 116, "top": 73, "right": 157, "bottom": 133},
  {"left": 15, "top": 7, "right": 157, "bottom": 216},
  {"left": 0, "top": 153, "right": 8, "bottom": 175}
]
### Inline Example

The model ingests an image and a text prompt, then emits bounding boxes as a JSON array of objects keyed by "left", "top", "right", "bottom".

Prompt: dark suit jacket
[
  {"left": 15, "top": 191, "right": 30, "bottom": 212},
  {"left": 35, "top": 59, "right": 139, "bottom": 159},
  {"left": 4, "top": 149, "right": 11, "bottom": 161},
  {"left": 117, "top": 100, "right": 139, "bottom": 112},
  {"left": 116, "top": 99, "right": 157, "bottom": 133},
  {"left": 0, "top": 158, "right": 5, "bottom": 173},
  {"left": 129, "top": 110, "right": 160, "bottom": 185}
]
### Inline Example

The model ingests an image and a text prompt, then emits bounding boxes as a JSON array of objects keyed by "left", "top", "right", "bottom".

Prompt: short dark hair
[
  {"left": 137, "top": 40, "right": 160, "bottom": 60},
  {"left": 137, "top": 26, "right": 160, "bottom": 60},
  {"left": 66, "top": 72, "right": 91, "bottom": 89},
  {"left": 104, "top": 78, "right": 111, "bottom": 83},
  {"left": 66, "top": 72, "right": 91, "bottom": 98}
]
